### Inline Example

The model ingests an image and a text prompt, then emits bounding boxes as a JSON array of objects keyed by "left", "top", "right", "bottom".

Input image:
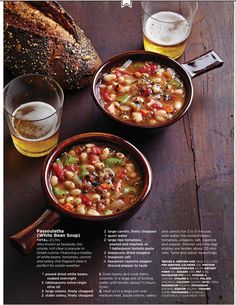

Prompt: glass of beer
[
  {"left": 4, "top": 74, "right": 64, "bottom": 157},
  {"left": 141, "top": 1, "right": 198, "bottom": 59}
]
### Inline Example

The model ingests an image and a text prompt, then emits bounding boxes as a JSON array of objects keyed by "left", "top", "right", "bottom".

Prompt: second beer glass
[
  {"left": 4, "top": 74, "right": 64, "bottom": 157},
  {"left": 141, "top": 2, "right": 198, "bottom": 59}
]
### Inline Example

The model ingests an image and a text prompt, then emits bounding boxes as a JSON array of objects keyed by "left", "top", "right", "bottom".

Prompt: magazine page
[{"left": 3, "top": 1, "right": 233, "bottom": 304}]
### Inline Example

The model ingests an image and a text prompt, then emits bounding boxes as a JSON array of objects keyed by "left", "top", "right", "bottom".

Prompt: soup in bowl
[
  {"left": 50, "top": 142, "right": 144, "bottom": 216},
  {"left": 43, "top": 132, "right": 152, "bottom": 219},
  {"left": 98, "top": 60, "right": 186, "bottom": 126},
  {"left": 10, "top": 133, "right": 152, "bottom": 254},
  {"left": 93, "top": 50, "right": 223, "bottom": 130},
  {"left": 93, "top": 50, "right": 192, "bottom": 129}
]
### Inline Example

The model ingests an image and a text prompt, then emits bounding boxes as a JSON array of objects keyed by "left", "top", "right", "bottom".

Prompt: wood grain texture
[
  {"left": 4, "top": 2, "right": 233, "bottom": 304},
  {"left": 183, "top": 2, "right": 234, "bottom": 304}
]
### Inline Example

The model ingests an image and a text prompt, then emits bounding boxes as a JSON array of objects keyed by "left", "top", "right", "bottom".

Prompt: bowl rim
[
  {"left": 92, "top": 50, "right": 193, "bottom": 129},
  {"left": 41, "top": 132, "right": 153, "bottom": 221}
]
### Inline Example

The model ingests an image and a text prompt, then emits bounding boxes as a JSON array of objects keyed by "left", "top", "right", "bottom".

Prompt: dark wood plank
[{"left": 184, "top": 2, "right": 234, "bottom": 304}]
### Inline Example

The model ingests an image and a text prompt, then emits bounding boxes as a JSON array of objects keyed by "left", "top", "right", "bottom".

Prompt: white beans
[
  {"left": 86, "top": 165, "right": 95, "bottom": 172},
  {"left": 65, "top": 171, "right": 74, "bottom": 179},
  {"left": 70, "top": 189, "right": 81, "bottom": 196},
  {"left": 124, "top": 78, "right": 133, "bottom": 85},
  {"left": 95, "top": 162, "right": 105, "bottom": 170},
  {"left": 104, "top": 192, "right": 111, "bottom": 198},
  {"left": 85, "top": 143, "right": 95, "bottom": 148},
  {"left": 72, "top": 175, "right": 80, "bottom": 185},
  {"left": 155, "top": 109, "right": 167, "bottom": 117},
  {"left": 87, "top": 209, "right": 100, "bottom": 216},
  {"left": 133, "top": 96, "right": 144, "bottom": 103},
  {"left": 174, "top": 101, "right": 183, "bottom": 110},
  {"left": 50, "top": 175, "right": 58, "bottom": 187},
  {"left": 156, "top": 115, "right": 167, "bottom": 122},
  {"left": 74, "top": 198, "right": 82, "bottom": 205},
  {"left": 152, "top": 84, "right": 161, "bottom": 93},
  {"left": 92, "top": 194, "right": 101, "bottom": 202},
  {"left": 118, "top": 76, "right": 125, "bottom": 83},
  {"left": 102, "top": 168, "right": 115, "bottom": 177},
  {"left": 80, "top": 152, "right": 87, "bottom": 161},
  {"left": 76, "top": 204, "right": 85, "bottom": 214},
  {"left": 66, "top": 196, "right": 74, "bottom": 203},
  {"left": 58, "top": 198, "right": 65, "bottom": 205},
  {"left": 104, "top": 74, "right": 116, "bottom": 82},
  {"left": 149, "top": 119, "right": 157, "bottom": 125},
  {"left": 116, "top": 152, "right": 125, "bottom": 159},
  {"left": 165, "top": 112, "right": 172, "bottom": 118},
  {"left": 65, "top": 181, "right": 76, "bottom": 190},
  {"left": 101, "top": 148, "right": 110, "bottom": 159}
]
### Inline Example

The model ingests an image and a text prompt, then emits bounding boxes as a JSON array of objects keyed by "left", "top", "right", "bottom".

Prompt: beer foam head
[
  {"left": 144, "top": 11, "right": 190, "bottom": 46},
  {"left": 12, "top": 101, "right": 58, "bottom": 140}
]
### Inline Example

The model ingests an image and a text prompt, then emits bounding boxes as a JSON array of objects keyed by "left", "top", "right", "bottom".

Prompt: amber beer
[
  {"left": 143, "top": 11, "right": 190, "bottom": 59},
  {"left": 11, "top": 101, "right": 59, "bottom": 157}
]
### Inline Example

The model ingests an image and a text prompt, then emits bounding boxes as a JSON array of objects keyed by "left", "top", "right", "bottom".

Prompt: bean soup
[
  {"left": 50, "top": 143, "right": 143, "bottom": 216},
  {"left": 99, "top": 60, "right": 186, "bottom": 125}
]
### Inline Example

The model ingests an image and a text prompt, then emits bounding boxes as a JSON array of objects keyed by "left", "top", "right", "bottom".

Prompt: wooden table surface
[{"left": 4, "top": 2, "right": 233, "bottom": 304}]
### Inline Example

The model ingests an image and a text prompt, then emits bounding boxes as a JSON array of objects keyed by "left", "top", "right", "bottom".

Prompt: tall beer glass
[{"left": 142, "top": 2, "right": 198, "bottom": 59}]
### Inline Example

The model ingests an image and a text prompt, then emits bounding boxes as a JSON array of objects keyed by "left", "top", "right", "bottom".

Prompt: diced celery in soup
[
  {"left": 99, "top": 60, "right": 186, "bottom": 125},
  {"left": 50, "top": 143, "right": 143, "bottom": 216}
]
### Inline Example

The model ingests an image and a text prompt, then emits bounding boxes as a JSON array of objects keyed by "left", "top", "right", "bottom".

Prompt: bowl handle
[
  {"left": 9, "top": 209, "right": 61, "bottom": 255},
  {"left": 182, "top": 50, "right": 224, "bottom": 78}
]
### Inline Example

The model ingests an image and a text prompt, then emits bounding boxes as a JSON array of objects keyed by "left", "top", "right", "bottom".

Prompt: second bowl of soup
[
  {"left": 10, "top": 132, "right": 152, "bottom": 254},
  {"left": 44, "top": 132, "right": 152, "bottom": 219},
  {"left": 50, "top": 142, "right": 144, "bottom": 217},
  {"left": 92, "top": 50, "right": 223, "bottom": 130}
]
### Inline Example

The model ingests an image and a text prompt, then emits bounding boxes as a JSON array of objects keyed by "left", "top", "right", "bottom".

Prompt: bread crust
[{"left": 4, "top": 1, "right": 102, "bottom": 90}]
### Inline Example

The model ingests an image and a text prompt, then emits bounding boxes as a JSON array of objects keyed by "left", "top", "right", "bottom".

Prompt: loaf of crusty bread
[{"left": 4, "top": 1, "right": 102, "bottom": 90}]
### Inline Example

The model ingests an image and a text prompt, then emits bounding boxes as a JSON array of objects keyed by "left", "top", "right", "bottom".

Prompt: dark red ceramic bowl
[
  {"left": 10, "top": 132, "right": 152, "bottom": 255},
  {"left": 92, "top": 50, "right": 223, "bottom": 129}
]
